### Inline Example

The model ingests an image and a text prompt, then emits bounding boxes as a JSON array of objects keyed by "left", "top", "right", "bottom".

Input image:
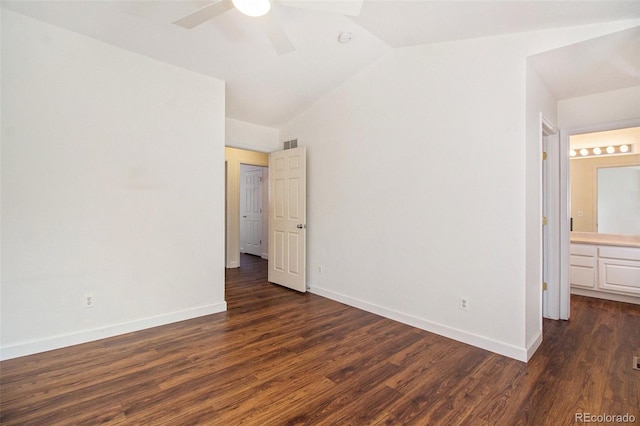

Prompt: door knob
[{"left": 297, "top": 224, "right": 306, "bottom": 229}]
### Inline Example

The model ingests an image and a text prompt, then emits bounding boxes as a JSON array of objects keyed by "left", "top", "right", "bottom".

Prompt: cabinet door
[{"left": 598, "top": 258, "right": 640, "bottom": 296}]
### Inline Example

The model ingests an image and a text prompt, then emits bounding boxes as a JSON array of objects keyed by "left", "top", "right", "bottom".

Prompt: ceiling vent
[{"left": 284, "top": 139, "right": 298, "bottom": 150}]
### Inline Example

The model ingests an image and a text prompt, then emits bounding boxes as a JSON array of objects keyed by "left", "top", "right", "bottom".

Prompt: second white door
[{"left": 240, "top": 166, "right": 264, "bottom": 257}]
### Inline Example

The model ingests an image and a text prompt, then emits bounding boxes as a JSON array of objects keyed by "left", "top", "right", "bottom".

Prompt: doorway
[
  {"left": 225, "top": 147, "right": 269, "bottom": 268},
  {"left": 559, "top": 118, "right": 640, "bottom": 314}
]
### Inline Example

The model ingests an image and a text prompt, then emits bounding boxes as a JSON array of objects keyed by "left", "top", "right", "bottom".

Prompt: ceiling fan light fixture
[{"left": 232, "top": 0, "right": 271, "bottom": 17}]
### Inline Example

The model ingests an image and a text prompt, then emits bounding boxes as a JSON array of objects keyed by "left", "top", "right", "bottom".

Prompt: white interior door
[
  {"left": 541, "top": 114, "right": 564, "bottom": 320},
  {"left": 268, "top": 147, "right": 306, "bottom": 292},
  {"left": 240, "top": 166, "right": 263, "bottom": 256},
  {"left": 545, "top": 131, "right": 562, "bottom": 319}
]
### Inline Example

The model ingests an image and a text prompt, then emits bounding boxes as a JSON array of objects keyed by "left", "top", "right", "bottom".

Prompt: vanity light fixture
[{"left": 571, "top": 144, "right": 634, "bottom": 158}]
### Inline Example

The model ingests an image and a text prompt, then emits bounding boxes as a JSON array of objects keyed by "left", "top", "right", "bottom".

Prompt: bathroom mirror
[{"left": 596, "top": 165, "right": 640, "bottom": 235}]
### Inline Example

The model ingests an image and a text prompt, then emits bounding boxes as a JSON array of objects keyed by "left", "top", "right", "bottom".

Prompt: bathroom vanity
[{"left": 570, "top": 232, "right": 640, "bottom": 304}]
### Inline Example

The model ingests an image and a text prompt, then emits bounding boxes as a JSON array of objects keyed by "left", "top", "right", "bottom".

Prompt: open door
[
  {"left": 268, "top": 147, "right": 306, "bottom": 292},
  {"left": 543, "top": 131, "right": 561, "bottom": 319},
  {"left": 542, "top": 115, "right": 562, "bottom": 320}
]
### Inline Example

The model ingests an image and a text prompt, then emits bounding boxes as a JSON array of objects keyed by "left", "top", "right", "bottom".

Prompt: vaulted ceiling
[{"left": 3, "top": 1, "right": 640, "bottom": 127}]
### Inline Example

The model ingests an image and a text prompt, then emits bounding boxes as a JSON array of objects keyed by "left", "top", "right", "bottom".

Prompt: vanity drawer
[
  {"left": 570, "top": 244, "right": 596, "bottom": 256},
  {"left": 570, "top": 255, "right": 595, "bottom": 268},
  {"left": 599, "top": 246, "right": 640, "bottom": 261}
]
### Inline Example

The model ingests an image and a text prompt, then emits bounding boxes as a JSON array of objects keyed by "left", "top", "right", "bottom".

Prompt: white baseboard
[
  {"left": 309, "top": 285, "right": 528, "bottom": 362},
  {"left": 0, "top": 302, "right": 227, "bottom": 361},
  {"left": 261, "top": 253, "right": 268, "bottom": 260},
  {"left": 526, "top": 332, "right": 543, "bottom": 361},
  {"left": 571, "top": 288, "right": 640, "bottom": 305},
  {"left": 226, "top": 260, "right": 240, "bottom": 268}
]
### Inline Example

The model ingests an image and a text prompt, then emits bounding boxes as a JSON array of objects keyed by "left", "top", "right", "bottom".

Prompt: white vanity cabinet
[{"left": 570, "top": 243, "right": 640, "bottom": 303}]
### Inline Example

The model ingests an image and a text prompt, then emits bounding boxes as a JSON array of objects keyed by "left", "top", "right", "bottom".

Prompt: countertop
[{"left": 570, "top": 232, "right": 640, "bottom": 248}]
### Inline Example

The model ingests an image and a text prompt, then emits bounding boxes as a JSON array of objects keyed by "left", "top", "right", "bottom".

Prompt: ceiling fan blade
[
  {"left": 173, "top": 0, "right": 234, "bottom": 29},
  {"left": 277, "top": 0, "right": 364, "bottom": 17},
  {"left": 255, "top": 12, "right": 296, "bottom": 55}
]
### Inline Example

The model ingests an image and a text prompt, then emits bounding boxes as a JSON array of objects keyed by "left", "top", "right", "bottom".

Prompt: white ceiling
[
  {"left": 530, "top": 25, "right": 640, "bottom": 100},
  {"left": 2, "top": 1, "right": 640, "bottom": 127}
]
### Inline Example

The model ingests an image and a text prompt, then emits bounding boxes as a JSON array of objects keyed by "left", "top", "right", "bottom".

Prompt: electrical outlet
[
  {"left": 84, "top": 293, "right": 94, "bottom": 308},
  {"left": 459, "top": 297, "right": 468, "bottom": 311},
  {"left": 318, "top": 265, "right": 323, "bottom": 274}
]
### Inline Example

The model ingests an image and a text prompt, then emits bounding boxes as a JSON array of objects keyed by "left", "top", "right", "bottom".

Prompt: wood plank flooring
[{"left": 1, "top": 254, "right": 639, "bottom": 425}]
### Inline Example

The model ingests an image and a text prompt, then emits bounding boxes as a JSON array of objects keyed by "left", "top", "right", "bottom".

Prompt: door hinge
[
  {"left": 542, "top": 151, "right": 547, "bottom": 160},
  {"left": 543, "top": 282, "right": 548, "bottom": 291},
  {"left": 542, "top": 216, "right": 547, "bottom": 226}
]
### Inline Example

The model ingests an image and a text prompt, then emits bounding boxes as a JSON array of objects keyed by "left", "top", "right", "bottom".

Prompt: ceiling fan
[{"left": 173, "top": 0, "right": 363, "bottom": 55}]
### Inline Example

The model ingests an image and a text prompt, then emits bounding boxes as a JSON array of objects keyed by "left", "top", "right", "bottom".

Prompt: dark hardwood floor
[{"left": 1, "top": 254, "right": 639, "bottom": 425}]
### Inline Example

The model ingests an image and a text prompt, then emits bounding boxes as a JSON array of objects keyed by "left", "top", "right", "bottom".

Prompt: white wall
[
  {"left": 558, "top": 86, "right": 640, "bottom": 129},
  {"left": 226, "top": 117, "right": 280, "bottom": 153},
  {"left": 281, "top": 22, "right": 639, "bottom": 361},
  {"left": 1, "top": 11, "right": 226, "bottom": 360}
]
